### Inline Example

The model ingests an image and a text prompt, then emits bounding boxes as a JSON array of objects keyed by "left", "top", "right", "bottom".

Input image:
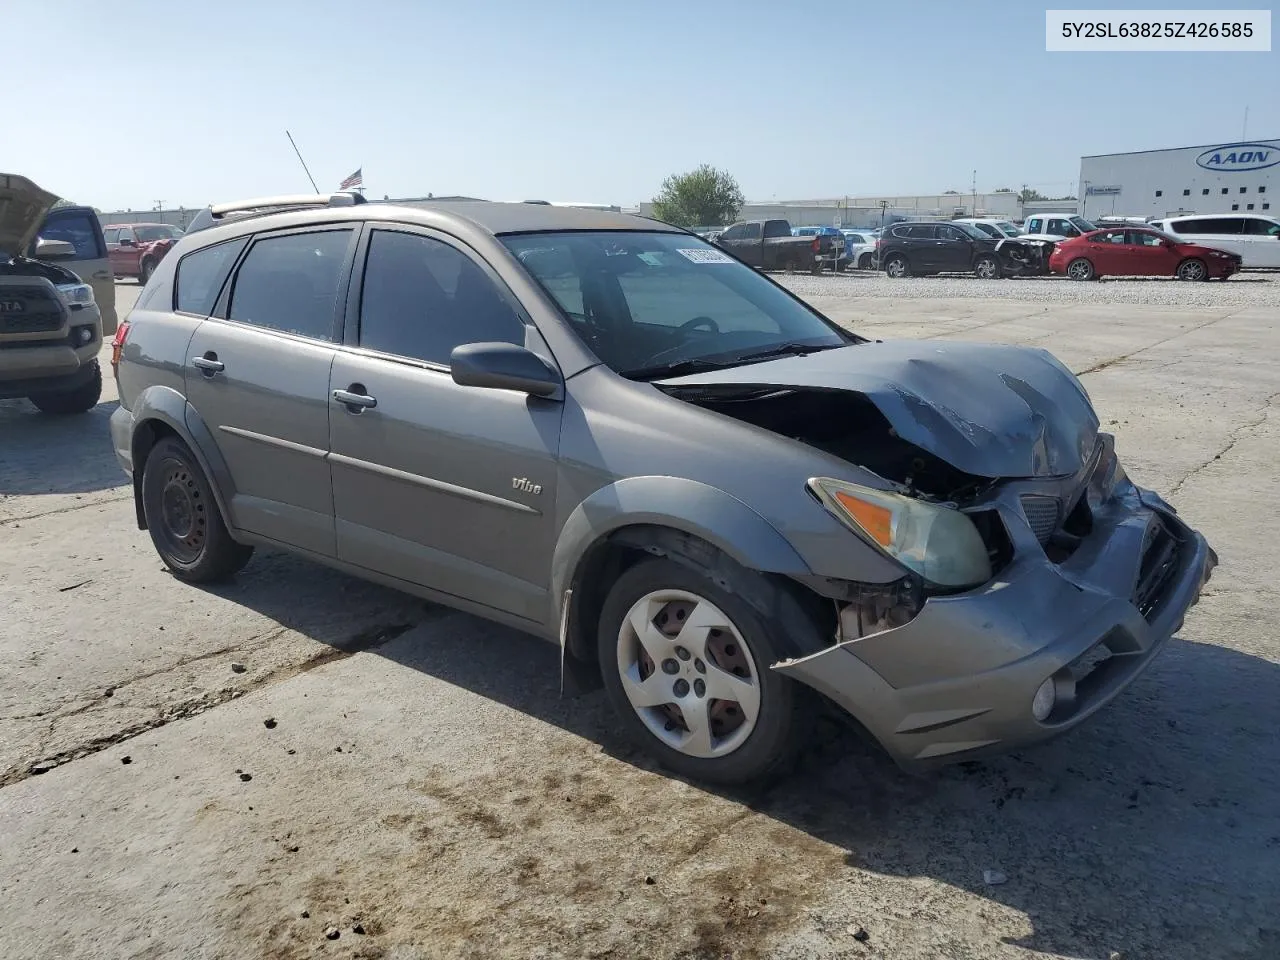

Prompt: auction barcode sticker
[
  {"left": 1046, "top": 9, "right": 1271, "bottom": 50},
  {"left": 677, "top": 248, "right": 735, "bottom": 264}
]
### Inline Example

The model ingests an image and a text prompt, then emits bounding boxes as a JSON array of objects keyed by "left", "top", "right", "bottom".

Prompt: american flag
[{"left": 339, "top": 168, "right": 363, "bottom": 190}]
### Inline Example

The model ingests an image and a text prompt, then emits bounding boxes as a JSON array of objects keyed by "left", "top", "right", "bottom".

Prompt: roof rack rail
[{"left": 186, "top": 191, "right": 366, "bottom": 234}]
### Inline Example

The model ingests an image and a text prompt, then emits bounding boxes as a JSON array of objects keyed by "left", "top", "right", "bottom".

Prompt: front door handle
[
  {"left": 192, "top": 355, "right": 224, "bottom": 375},
  {"left": 333, "top": 386, "right": 377, "bottom": 412}
]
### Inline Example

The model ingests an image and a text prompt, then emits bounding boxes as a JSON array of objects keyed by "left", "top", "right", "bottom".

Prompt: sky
[{"left": 6, "top": 0, "right": 1278, "bottom": 211}]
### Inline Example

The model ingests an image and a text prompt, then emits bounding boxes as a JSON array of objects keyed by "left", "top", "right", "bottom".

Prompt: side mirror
[
  {"left": 450, "top": 342, "right": 560, "bottom": 398},
  {"left": 118, "top": 237, "right": 136, "bottom": 247},
  {"left": 34, "top": 238, "right": 76, "bottom": 260}
]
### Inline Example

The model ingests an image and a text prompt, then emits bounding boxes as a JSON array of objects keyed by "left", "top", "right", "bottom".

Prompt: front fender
[
  {"left": 127, "top": 385, "right": 236, "bottom": 532},
  {"left": 550, "top": 475, "right": 813, "bottom": 626}
]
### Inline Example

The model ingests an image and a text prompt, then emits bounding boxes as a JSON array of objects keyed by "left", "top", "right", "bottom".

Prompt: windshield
[
  {"left": 503, "top": 231, "right": 853, "bottom": 378},
  {"left": 134, "top": 225, "right": 178, "bottom": 242}
]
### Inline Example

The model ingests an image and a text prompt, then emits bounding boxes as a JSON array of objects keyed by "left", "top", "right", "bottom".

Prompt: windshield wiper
[
  {"left": 623, "top": 357, "right": 739, "bottom": 381},
  {"left": 728, "top": 341, "right": 842, "bottom": 364}
]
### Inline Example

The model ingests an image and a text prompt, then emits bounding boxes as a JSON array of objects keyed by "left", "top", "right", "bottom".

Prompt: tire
[
  {"left": 973, "top": 255, "right": 1000, "bottom": 279},
  {"left": 597, "top": 557, "right": 813, "bottom": 785},
  {"left": 1066, "top": 257, "right": 1095, "bottom": 281},
  {"left": 139, "top": 259, "right": 156, "bottom": 285},
  {"left": 809, "top": 259, "right": 822, "bottom": 275},
  {"left": 883, "top": 254, "right": 910, "bottom": 278},
  {"left": 29, "top": 361, "right": 102, "bottom": 414},
  {"left": 858, "top": 252, "right": 872, "bottom": 269},
  {"left": 141, "top": 436, "right": 253, "bottom": 583},
  {"left": 1176, "top": 258, "right": 1208, "bottom": 282}
]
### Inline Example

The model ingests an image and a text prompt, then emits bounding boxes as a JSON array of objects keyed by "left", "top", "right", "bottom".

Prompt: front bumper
[{"left": 775, "top": 465, "right": 1216, "bottom": 770}]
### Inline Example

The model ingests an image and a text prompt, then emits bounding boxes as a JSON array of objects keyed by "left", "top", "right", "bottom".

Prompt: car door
[
  {"left": 328, "top": 225, "right": 563, "bottom": 623},
  {"left": 1124, "top": 229, "right": 1178, "bottom": 276},
  {"left": 1086, "top": 229, "right": 1130, "bottom": 274},
  {"left": 103, "top": 227, "right": 123, "bottom": 274},
  {"left": 32, "top": 206, "right": 117, "bottom": 330},
  {"left": 115, "top": 226, "right": 141, "bottom": 276},
  {"left": 716, "top": 224, "right": 749, "bottom": 263},
  {"left": 906, "top": 224, "right": 940, "bottom": 269},
  {"left": 1243, "top": 217, "right": 1280, "bottom": 267},
  {"left": 183, "top": 224, "right": 359, "bottom": 557},
  {"left": 935, "top": 224, "right": 972, "bottom": 271}
]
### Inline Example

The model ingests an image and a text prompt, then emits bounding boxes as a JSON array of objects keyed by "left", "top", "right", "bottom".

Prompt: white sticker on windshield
[{"left": 677, "top": 248, "right": 734, "bottom": 264}]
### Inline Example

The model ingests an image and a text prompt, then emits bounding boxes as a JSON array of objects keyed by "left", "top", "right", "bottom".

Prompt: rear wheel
[
  {"left": 884, "top": 254, "right": 910, "bottom": 278},
  {"left": 29, "top": 361, "right": 102, "bottom": 414},
  {"left": 598, "top": 558, "right": 812, "bottom": 785},
  {"left": 858, "top": 252, "right": 872, "bottom": 269},
  {"left": 141, "top": 436, "right": 253, "bottom": 582},
  {"left": 1066, "top": 257, "right": 1095, "bottom": 281},
  {"left": 1176, "top": 258, "right": 1208, "bottom": 281}
]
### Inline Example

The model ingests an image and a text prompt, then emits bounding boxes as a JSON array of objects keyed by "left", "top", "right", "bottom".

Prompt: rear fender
[{"left": 127, "top": 385, "right": 235, "bottom": 532}]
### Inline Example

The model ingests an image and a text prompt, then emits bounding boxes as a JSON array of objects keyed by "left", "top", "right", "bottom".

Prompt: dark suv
[{"left": 877, "top": 221, "right": 1002, "bottom": 279}]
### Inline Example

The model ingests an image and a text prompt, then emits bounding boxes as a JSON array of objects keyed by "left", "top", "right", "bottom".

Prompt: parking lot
[{"left": 2, "top": 275, "right": 1279, "bottom": 959}]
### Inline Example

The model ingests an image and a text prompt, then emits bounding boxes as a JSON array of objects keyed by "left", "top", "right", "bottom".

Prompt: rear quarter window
[{"left": 175, "top": 237, "right": 249, "bottom": 316}]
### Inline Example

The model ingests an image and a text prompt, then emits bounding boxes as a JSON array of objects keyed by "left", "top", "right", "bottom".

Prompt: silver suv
[{"left": 109, "top": 195, "right": 1216, "bottom": 784}]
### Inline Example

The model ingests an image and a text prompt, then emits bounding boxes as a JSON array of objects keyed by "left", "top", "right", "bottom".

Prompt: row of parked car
[{"left": 706, "top": 210, "right": 1279, "bottom": 281}]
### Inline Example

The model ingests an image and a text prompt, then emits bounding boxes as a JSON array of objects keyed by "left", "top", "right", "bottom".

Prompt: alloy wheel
[
  {"left": 1178, "top": 259, "right": 1206, "bottom": 281},
  {"left": 885, "top": 257, "right": 907, "bottom": 278},
  {"left": 615, "top": 589, "right": 761, "bottom": 759}
]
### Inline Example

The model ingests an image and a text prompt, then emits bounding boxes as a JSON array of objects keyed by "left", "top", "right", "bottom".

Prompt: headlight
[
  {"left": 55, "top": 282, "right": 95, "bottom": 306},
  {"left": 809, "top": 477, "right": 993, "bottom": 588}
]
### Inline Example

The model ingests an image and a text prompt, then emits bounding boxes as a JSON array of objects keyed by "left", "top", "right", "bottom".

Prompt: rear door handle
[
  {"left": 192, "top": 356, "right": 224, "bottom": 374},
  {"left": 333, "top": 387, "right": 377, "bottom": 411}
]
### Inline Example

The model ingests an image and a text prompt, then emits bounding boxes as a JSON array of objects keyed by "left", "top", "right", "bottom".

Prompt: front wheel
[
  {"left": 598, "top": 558, "right": 811, "bottom": 785},
  {"left": 139, "top": 259, "right": 156, "bottom": 285},
  {"left": 141, "top": 436, "right": 253, "bottom": 582},
  {"left": 883, "top": 254, "right": 910, "bottom": 278},
  {"left": 29, "top": 361, "right": 102, "bottom": 414},
  {"left": 1066, "top": 257, "right": 1095, "bottom": 281},
  {"left": 1176, "top": 258, "right": 1208, "bottom": 281},
  {"left": 974, "top": 255, "right": 1000, "bottom": 279}
]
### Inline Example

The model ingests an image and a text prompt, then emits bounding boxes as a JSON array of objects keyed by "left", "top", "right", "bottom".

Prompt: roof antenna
[{"left": 285, "top": 130, "right": 320, "bottom": 194}]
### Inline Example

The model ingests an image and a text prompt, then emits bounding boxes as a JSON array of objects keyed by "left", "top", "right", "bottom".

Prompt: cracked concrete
[{"left": 1, "top": 281, "right": 1278, "bottom": 960}]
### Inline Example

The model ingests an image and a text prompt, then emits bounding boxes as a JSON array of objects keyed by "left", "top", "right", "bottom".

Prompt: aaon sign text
[{"left": 1194, "top": 143, "right": 1280, "bottom": 173}]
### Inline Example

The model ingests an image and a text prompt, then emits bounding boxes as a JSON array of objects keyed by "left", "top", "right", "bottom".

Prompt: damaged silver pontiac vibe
[{"left": 109, "top": 198, "right": 1216, "bottom": 785}]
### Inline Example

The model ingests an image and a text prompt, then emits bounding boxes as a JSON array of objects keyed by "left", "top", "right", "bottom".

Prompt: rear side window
[
  {"left": 31, "top": 210, "right": 104, "bottom": 260},
  {"left": 904, "top": 224, "right": 936, "bottom": 239},
  {"left": 1176, "top": 218, "right": 1240, "bottom": 234},
  {"left": 358, "top": 230, "right": 525, "bottom": 365},
  {"left": 1244, "top": 218, "right": 1280, "bottom": 236},
  {"left": 175, "top": 237, "right": 249, "bottom": 316},
  {"left": 228, "top": 229, "right": 353, "bottom": 339},
  {"left": 763, "top": 221, "right": 790, "bottom": 238}
]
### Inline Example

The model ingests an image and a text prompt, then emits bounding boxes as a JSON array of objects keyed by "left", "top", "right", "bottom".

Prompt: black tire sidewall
[
  {"left": 596, "top": 558, "right": 811, "bottom": 785},
  {"left": 29, "top": 361, "right": 102, "bottom": 414},
  {"left": 141, "top": 436, "right": 249, "bottom": 582}
]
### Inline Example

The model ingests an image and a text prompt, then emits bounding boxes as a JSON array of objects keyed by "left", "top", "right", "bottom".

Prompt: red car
[
  {"left": 1049, "top": 226, "right": 1242, "bottom": 281},
  {"left": 103, "top": 222, "right": 183, "bottom": 284}
]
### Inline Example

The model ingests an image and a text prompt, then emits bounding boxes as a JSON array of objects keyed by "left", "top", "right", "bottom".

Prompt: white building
[{"left": 1079, "top": 138, "right": 1278, "bottom": 220}]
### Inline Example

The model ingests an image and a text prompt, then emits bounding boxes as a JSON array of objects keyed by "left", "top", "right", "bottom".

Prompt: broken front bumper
[{"left": 775, "top": 475, "right": 1216, "bottom": 770}]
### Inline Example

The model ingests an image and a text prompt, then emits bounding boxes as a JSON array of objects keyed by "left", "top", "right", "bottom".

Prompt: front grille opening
[
  {"left": 1019, "top": 494, "right": 1059, "bottom": 545},
  {"left": 1044, "top": 496, "right": 1092, "bottom": 564},
  {"left": 968, "top": 508, "right": 1013, "bottom": 576}
]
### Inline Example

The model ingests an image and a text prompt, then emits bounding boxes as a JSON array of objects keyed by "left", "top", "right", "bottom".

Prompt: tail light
[
  {"left": 811, "top": 236, "right": 820, "bottom": 252},
  {"left": 110, "top": 320, "right": 131, "bottom": 375}
]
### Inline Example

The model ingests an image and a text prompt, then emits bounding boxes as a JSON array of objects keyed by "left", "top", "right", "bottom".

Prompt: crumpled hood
[
  {"left": 0, "top": 173, "right": 58, "bottom": 258},
  {"left": 658, "top": 340, "right": 1100, "bottom": 478}
]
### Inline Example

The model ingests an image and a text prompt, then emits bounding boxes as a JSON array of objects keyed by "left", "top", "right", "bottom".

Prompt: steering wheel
[
  {"left": 680, "top": 316, "right": 720, "bottom": 335},
  {"left": 634, "top": 316, "right": 722, "bottom": 369}
]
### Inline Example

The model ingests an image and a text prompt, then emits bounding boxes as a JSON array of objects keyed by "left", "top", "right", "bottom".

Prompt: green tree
[
  {"left": 994, "top": 187, "right": 1013, "bottom": 193},
  {"left": 1019, "top": 188, "right": 1048, "bottom": 204},
  {"left": 651, "top": 165, "right": 744, "bottom": 228}
]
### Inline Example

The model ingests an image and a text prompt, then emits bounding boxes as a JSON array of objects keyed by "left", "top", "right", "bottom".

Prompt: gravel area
[{"left": 778, "top": 270, "right": 1280, "bottom": 308}]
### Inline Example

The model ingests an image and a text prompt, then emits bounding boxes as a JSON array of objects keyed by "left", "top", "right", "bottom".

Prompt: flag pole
[{"left": 286, "top": 130, "right": 320, "bottom": 193}]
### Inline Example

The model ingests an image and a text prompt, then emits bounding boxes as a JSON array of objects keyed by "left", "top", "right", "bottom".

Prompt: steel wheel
[
  {"left": 1066, "top": 258, "right": 1094, "bottom": 281},
  {"left": 884, "top": 255, "right": 908, "bottom": 278},
  {"left": 974, "top": 256, "right": 999, "bottom": 279},
  {"left": 615, "top": 589, "right": 761, "bottom": 759},
  {"left": 156, "top": 458, "right": 208, "bottom": 564},
  {"left": 1177, "top": 258, "right": 1207, "bottom": 281}
]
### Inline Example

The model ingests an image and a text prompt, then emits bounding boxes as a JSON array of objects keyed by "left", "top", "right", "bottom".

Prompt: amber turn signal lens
[{"left": 834, "top": 491, "right": 893, "bottom": 546}]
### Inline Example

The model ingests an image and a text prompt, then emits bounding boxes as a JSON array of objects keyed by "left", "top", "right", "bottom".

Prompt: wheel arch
[
  {"left": 127, "top": 385, "right": 236, "bottom": 532},
  {"left": 551, "top": 477, "right": 818, "bottom": 693}
]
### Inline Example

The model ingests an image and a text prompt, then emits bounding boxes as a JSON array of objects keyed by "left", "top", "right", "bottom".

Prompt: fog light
[
  {"left": 1031, "top": 678, "right": 1056, "bottom": 722},
  {"left": 76, "top": 326, "right": 94, "bottom": 345}
]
